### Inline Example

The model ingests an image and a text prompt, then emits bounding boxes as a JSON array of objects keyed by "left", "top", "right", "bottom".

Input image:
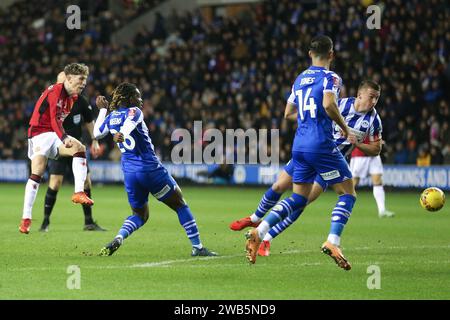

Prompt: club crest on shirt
[
  {"left": 127, "top": 108, "right": 136, "bottom": 118},
  {"left": 361, "top": 120, "right": 370, "bottom": 128},
  {"left": 73, "top": 114, "right": 81, "bottom": 125},
  {"left": 332, "top": 76, "right": 340, "bottom": 86}
]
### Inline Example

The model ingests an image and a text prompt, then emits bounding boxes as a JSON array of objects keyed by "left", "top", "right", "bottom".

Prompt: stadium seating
[{"left": 0, "top": 0, "right": 449, "bottom": 164}]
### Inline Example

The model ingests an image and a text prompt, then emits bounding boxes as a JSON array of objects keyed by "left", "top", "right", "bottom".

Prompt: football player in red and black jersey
[
  {"left": 20, "top": 63, "right": 94, "bottom": 234},
  {"left": 39, "top": 72, "right": 106, "bottom": 232}
]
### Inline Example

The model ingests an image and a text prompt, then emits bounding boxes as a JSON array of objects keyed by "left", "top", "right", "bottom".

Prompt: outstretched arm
[
  {"left": 349, "top": 138, "right": 382, "bottom": 156},
  {"left": 85, "top": 121, "right": 101, "bottom": 158},
  {"left": 93, "top": 96, "right": 110, "bottom": 140}
]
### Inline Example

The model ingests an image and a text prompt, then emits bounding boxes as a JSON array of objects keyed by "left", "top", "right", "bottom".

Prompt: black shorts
[{"left": 48, "top": 157, "right": 90, "bottom": 176}]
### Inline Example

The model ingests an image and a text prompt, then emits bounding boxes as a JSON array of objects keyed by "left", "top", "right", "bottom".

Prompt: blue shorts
[
  {"left": 291, "top": 151, "right": 352, "bottom": 186},
  {"left": 123, "top": 167, "right": 177, "bottom": 208},
  {"left": 284, "top": 158, "right": 329, "bottom": 191}
]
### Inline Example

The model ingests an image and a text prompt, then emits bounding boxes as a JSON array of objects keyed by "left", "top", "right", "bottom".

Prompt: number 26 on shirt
[{"left": 110, "top": 128, "right": 135, "bottom": 152}]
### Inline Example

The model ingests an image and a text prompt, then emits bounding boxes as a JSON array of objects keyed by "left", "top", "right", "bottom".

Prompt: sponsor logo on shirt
[
  {"left": 110, "top": 118, "right": 122, "bottom": 125},
  {"left": 349, "top": 127, "right": 366, "bottom": 143}
]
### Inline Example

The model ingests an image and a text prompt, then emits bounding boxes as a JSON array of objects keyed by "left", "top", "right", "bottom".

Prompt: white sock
[
  {"left": 327, "top": 234, "right": 341, "bottom": 246},
  {"left": 263, "top": 233, "right": 273, "bottom": 242},
  {"left": 72, "top": 156, "right": 87, "bottom": 193},
  {"left": 257, "top": 221, "right": 270, "bottom": 240},
  {"left": 22, "top": 178, "right": 40, "bottom": 219},
  {"left": 373, "top": 185, "right": 386, "bottom": 214},
  {"left": 115, "top": 235, "right": 124, "bottom": 244},
  {"left": 250, "top": 214, "right": 260, "bottom": 223}
]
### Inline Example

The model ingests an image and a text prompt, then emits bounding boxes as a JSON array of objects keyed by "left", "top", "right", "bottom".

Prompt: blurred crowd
[{"left": 0, "top": 0, "right": 449, "bottom": 165}]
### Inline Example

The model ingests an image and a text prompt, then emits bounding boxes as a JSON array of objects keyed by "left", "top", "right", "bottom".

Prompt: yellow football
[{"left": 420, "top": 187, "right": 446, "bottom": 212}]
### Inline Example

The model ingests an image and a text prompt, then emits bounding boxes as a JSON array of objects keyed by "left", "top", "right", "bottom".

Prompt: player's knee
[
  {"left": 134, "top": 209, "right": 149, "bottom": 223},
  {"left": 167, "top": 188, "right": 186, "bottom": 210},
  {"left": 162, "top": 196, "right": 181, "bottom": 211},
  {"left": 31, "top": 157, "right": 47, "bottom": 176},
  {"left": 29, "top": 173, "right": 42, "bottom": 183},
  {"left": 172, "top": 197, "right": 186, "bottom": 210},
  {"left": 75, "top": 143, "right": 86, "bottom": 153},
  {"left": 272, "top": 181, "right": 290, "bottom": 193},
  {"left": 271, "top": 183, "right": 283, "bottom": 193},
  {"left": 372, "top": 175, "right": 383, "bottom": 186},
  {"left": 347, "top": 191, "right": 357, "bottom": 199},
  {"left": 49, "top": 176, "right": 63, "bottom": 190},
  {"left": 141, "top": 211, "right": 149, "bottom": 223}
]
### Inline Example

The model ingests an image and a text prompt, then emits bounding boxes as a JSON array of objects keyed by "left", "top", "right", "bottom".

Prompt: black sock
[
  {"left": 44, "top": 188, "right": 58, "bottom": 221},
  {"left": 83, "top": 189, "right": 94, "bottom": 225}
]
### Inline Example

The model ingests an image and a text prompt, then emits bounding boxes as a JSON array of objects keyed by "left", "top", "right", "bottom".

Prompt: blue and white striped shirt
[{"left": 333, "top": 97, "right": 382, "bottom": 157}]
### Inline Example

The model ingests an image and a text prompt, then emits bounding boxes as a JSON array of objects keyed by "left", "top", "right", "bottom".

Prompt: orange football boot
[
  {"left": 321, "top": 241, "right": 351, "bottom": 271},
  {"left": 258, "top": 240, "right": 271, "bottom": 256},
  {"left": 245, "top": 228, "right": 261, "bottom": 264},
  {"left": 230, "top": 216, "right": 260, "bottom": 231},
  {"left": 72, "top": 192, "right": 94, "bottom": 206}
]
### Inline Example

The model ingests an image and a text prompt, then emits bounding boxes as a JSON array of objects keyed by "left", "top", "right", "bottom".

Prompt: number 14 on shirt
[{"left": 295, "top": 88, "right": 317, "bottom": 120}]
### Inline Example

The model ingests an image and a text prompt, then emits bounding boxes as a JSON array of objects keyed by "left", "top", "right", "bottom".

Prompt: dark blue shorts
[
  {"left": 284, "top": 158, "right": 330, "bottom": 191},
  {"left": 123, "top": 167, "right": 177, "bottom": 208},
  {"left": 291, "top": 151, "right": 352, "bottom": 186}
]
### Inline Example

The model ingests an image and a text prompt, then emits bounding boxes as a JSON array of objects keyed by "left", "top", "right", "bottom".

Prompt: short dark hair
[
  {"left": 109, "top": 82, "right": 139, "bottom": 110},
  {"left": 309, "top": 35, "right": 333, "bottom": 58},
  {"left": 358, "top": 80, "right": 381, "bottom": 92},
  {"left": 64, "top": 63, "right": 89, "bottom": 76}
]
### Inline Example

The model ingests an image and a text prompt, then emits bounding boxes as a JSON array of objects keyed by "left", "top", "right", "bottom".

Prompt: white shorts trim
[
  {"left": 27, "top": 132, "right": 63, "bottom": 160},
  {"left": 350, "top": 155, "right": 383, "bottom": 178}
]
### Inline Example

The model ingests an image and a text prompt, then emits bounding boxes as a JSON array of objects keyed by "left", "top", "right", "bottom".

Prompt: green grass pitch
[{"left": 0, "top": 183, "right": 449, "bottom": 299}]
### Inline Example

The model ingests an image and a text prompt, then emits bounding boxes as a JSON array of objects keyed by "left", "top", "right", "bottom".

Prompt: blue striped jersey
[
  {"left": 287, "top": 66, "right": 343, "bottom": 154},
  {"left": 98, "top": 107, "right": 162, "bottom": 172},
  {"left": 333, "top": 97, "right": 382, "bottom": 157}
]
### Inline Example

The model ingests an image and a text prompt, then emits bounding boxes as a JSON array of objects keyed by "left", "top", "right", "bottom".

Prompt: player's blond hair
[{"left": 64, "top": 63, "right": 89, "bottom": 76}]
